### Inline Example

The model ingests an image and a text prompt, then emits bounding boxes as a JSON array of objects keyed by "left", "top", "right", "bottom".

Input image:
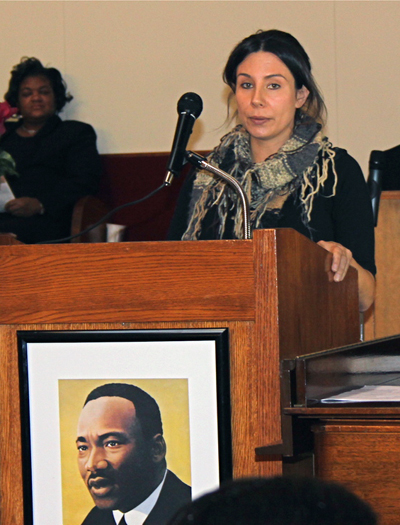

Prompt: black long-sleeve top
[{"left": 168, "top": 148, "right": 376, "bottom": 276}]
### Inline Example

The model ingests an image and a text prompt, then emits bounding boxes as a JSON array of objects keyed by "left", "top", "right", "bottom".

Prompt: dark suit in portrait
[{"left": 81, "top": 470, "right": 191, "bottom": 525}]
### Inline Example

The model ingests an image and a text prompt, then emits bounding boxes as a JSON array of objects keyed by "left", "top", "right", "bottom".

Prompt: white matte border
[{"left": 24, "top": 334, "right": 226, "bottom": 523}]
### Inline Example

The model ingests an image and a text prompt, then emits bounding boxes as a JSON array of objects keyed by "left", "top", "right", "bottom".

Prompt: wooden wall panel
[
  {"left": 364, "top": 191, "right": 400, "bottom": 340},
  {"left": 314, "top": 420, "right": 400, "bottom": 525}
]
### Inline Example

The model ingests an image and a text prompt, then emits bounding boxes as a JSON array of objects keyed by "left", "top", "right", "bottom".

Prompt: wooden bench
[{"left": 97, "top": 152, "right": 188, "bottom": 242}]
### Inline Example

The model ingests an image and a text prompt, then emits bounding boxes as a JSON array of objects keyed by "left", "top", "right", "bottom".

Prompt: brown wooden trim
[
  {"left": 0, "top": 233, "right": 23, "bottom": 245},
  {"left": 100, "top": 150, "right": 210, "bottom": 159},
  {"left": 284, "top": 407, "right": 400, "bottom": 417},
  {"left": 381, "top": 190, "right": 400, "bottom": 200}
]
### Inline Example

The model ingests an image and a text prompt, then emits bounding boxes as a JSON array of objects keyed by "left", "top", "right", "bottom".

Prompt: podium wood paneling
[
  {"left": 0, "top": 229, "right": 360, "bottom": 524},
  {"left": 283, "top": 335, "right": 400, "bottom": 525},
  {"left": 364, "top": 190, "right": 400, "bottom": 340},
  {"left": 314, "top": 420, "right": 400, "bottom": 525},
  {"left": 0, "top": 233, "right": 22, "bottom": 245}
]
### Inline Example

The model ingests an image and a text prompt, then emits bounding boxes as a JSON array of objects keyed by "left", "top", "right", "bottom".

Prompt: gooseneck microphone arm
[{"left": 185, "top": 151, "right": 251, "bottom": 240}]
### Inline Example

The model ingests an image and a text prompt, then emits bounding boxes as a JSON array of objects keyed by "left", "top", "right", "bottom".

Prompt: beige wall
[{"left": 0, "top": 1, "right": 399, "bottom": 176}]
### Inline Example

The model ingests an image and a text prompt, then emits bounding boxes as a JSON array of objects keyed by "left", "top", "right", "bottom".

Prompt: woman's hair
[
  {"left": 223, "top": 29, "right": 326, "bottom": 124},
  {"left": 4, "top": 57, "right": 73, "bottom": 113}
]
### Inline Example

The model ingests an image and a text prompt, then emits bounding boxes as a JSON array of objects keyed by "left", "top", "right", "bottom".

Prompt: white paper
[
  {"left": 321, "top": 385, "right": 400, "bottom": 403},
  {"left": 106, "top": 223, "right": 126, "bottom": 242},
  {"left": 0, "top": 175, "right": 14, "bottom": 212}
]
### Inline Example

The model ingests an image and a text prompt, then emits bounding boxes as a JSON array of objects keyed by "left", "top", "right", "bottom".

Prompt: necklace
[{"left": 21, "top": 125, "right": 38, "bottom": 135}]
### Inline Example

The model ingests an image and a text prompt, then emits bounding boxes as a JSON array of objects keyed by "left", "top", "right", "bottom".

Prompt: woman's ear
[
  {"left": 295, "top": 86, "right": 310, "bottom": 109},
  {"left": 151, "top": 433, "right": 167, "bottom": 463}
]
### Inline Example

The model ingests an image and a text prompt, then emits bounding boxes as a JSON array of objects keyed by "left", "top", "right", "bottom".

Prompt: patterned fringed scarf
[{"left": 182, "top": 118, "right": 338, "bottom": 240}]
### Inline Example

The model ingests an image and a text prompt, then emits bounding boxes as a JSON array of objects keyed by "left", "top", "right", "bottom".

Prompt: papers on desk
[
  {"left": 321, "top": 385, "right": 400, "bottom": 403},
  {"left": 0, "top": 175, "right": 14, "bottom": 212}
]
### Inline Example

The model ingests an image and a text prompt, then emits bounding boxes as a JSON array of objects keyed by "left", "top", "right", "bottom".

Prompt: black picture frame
[{"left": 18, "top": 328, "right": 232, "bottom": 525}]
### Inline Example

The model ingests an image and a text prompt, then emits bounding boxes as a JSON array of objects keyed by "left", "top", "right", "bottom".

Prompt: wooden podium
[
  {"left": 282, "top": 334, "right": 400, "bottom": 525},
  {"left": 0, "top": 229, "right": 360, "bottom": 523},
  {"left": 364, "top": 190, "right": 400, "bottom": 340}
]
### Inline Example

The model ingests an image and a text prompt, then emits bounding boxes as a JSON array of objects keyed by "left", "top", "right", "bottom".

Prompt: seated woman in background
[
  {"left": 0, "top": 57, "right": 101, "bottom": 243},
  {"left": 168, "top": 30, "right": 375, "bottom": 312}
]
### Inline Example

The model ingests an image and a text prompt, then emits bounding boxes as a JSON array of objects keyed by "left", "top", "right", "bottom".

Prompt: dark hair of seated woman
[{"left": 4, "top": 56, "right": 73, "bottom": 113}]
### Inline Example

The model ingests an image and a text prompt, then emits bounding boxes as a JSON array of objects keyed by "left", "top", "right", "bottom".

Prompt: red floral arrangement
[{"left": 0, "top": 101, "right": 17, "bottom": 135}]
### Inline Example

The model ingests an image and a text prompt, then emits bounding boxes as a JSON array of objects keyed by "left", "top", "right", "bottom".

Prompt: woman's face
[
  {"left": 235, "top": 51, "right": 309, "bottom": 160},
  {"left": 18, "top": 75, "right": 56, "bottom": 123}
]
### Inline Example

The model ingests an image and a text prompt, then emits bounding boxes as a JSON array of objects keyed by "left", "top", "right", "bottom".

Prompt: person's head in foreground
[{"left": 168, "top": 476, "right": 378, "bottom": 525}]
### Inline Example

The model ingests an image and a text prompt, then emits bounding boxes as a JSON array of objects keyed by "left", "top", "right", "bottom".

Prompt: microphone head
[
  {"left": 177, "top": 92, "right": 203, "bottom": 119},
  {"left": 369, "top": 150, "right": 386, "bottom": 169}
]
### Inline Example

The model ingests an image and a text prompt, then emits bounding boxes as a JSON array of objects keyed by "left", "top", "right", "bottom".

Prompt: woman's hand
[
  {"left": 5, "top": 197, "right": 43, "bottom": 217},
  {"left": 317, "top": 240, "right": 375, "bottom": 312},
  {"left": 317, "top": 240, "right": 352, "bottom": 282}
]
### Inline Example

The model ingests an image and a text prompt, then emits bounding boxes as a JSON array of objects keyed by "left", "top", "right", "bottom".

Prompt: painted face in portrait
[
  {"left": 76, "top": 396, "right": 165, "bottom": 512},
  {"left": 235, "top": 51, "right": 309, "bottom": 160},
  {"left": 18, "top": 75, "right": 56, "bottom": 124}
]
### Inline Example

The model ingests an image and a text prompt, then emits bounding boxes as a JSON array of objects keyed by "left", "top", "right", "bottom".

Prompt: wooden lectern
[
  {"left": 0, "top": 229, "right": 360, "bottom": 523},
  {"left": 281, "top": 334, "right": 400, "bottom": 525}
]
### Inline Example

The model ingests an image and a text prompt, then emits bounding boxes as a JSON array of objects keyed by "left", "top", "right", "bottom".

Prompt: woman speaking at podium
[{"left": 169, "top": 29, "right": 375, "bottom": 312}]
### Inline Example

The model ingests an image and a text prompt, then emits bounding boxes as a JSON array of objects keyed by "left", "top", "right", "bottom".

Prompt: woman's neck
[
  {"left": 17, "top": 118, "right": 47, "bottom": 137},
  {"left": 250, "top": 128, "right": 294, "bottom": 163}
]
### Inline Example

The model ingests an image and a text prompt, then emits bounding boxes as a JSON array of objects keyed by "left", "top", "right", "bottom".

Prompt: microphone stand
[{"left": 186, "top": 151, "right": 251, "bottom": 240}]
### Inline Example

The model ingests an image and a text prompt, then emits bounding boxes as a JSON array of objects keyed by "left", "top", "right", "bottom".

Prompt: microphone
[
  {"left": 164, "top": 92, "right": 203, "bottom": 186},
  {"left": 368, "top": 150, "right": 385, "bottom": 227}
]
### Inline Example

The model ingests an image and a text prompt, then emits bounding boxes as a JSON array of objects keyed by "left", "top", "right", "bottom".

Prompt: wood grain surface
[
  {"left": 0, "top": 240, "right": 255, "bottom": 323},
  {"left": 314, "top": 420, "right": 400, "bottom": 525},
  {"left": 0, "top": 229, "right": 360, "bottom": 523},
  {"left": 364, "top": 190, "right": 400, "bottom": 340}
]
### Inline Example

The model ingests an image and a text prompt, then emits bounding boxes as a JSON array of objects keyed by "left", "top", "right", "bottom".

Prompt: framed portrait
[{"left": 18, "top": 329, "right": 232, "bottom": 525}]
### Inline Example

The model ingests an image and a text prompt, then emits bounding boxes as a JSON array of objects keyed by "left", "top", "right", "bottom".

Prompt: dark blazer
[
  {"left": 80, "top": 470, "right": 191, "bottom": 525},
  {"left": 0, "top": 115, "right": 101, "bottom": 243},
  {"left": 382, "top": 144, "right": 400, "bottom": 190}
]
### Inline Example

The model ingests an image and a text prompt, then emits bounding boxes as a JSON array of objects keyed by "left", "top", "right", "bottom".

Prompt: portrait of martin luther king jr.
[{"left": 76, "top": 382, "right": 191, "bottom": 525}]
